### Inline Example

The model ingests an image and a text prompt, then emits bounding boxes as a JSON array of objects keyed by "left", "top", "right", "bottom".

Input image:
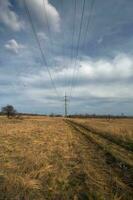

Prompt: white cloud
[
  {"left": 97, "top": 37, "right": 103, "bottom": 44},
  {"left": 74, "top": 83, "right": 133, "bottom": 99},
  {"left": 19, "top": 53, "right": 133, "bottom": 102},
  {"left": 0, "top": 0, "right": 24, "bottom": 31},
  {"left": 37, "top": 32, "right": 48, "bottom": 40},
  {"left": 5, "top": 39, "right": 25, "bottom": 54},
  {"left": 24, "top": 0, "right": 60, "bottom": 32},
  {"left": 1, "top": 52, "right": 133, "bottom": 114},
  {"left": 79, "top": 54, "right": 133, "bottom": 80},
  {"left": 0, "top": 0, "right": 60, "bottom": 32}
]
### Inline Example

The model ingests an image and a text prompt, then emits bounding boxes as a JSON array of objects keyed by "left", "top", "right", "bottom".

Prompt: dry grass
[
  {"left": 0, "top": 116, "right": 72, "bottom": 199},
  {"left": 0, "top": 116, "right": 132, "bottom": 200},
  {"left": 73, "top": 118, "right": 133, "bottom": 150},
  {"left": 66, "top": 119, "right": 133, "bottom": 199}
]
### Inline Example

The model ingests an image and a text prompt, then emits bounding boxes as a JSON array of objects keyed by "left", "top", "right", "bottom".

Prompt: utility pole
[{"left": 64, "top": 93, "right": 68, "bottom": 117}]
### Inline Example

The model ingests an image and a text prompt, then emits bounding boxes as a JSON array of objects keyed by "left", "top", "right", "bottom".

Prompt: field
[{"left": 0, "top": 116, "right": 133, "bottom": 200}]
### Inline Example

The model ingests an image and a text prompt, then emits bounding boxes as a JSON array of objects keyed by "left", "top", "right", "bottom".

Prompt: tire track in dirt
[
  {"left": 67, "top": 120, "right": 133, "bottom": 166},
  {"left": 65, "top": 119, "right": 133, "bottom": 199},
  {"left": 71, "top": 120, "right": 133, "bottom": 151}
]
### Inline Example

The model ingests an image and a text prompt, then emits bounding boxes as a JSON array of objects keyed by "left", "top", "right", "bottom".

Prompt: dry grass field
[
  {"left": 0, "top": 116, "right": 133, "bottom": 200},
  {"left": 72, "top": 118, "right": 133, "bottom": 151}
]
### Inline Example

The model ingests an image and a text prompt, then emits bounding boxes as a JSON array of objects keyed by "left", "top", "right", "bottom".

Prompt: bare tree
[{"left": 1, "top": 105, "right": 17, "bottom": 118}]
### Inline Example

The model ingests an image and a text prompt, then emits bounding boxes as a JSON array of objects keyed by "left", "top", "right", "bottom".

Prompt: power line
[
  {"left": 59, "top": 0, "right": 70, "bottom": 92},
  {"left": 73, "top": 0, "right": 96, "bottom": 94},
  {"left": 69, "top": 0, "right": 95, "bottom": 99},
  {"left": 42, "top": 0, "right": 54, "bottom": 53},
  {"left": 82, "top": 0, "right": 95, "bottom": 49},
  {"left": 69, "top": 0, "right": 86, "bottom": 99},
  {"left": 42, "top": 0, "right": 62, "bottom": 97},
  {"left": 67, "top": 0, "right": 77, "bottom": 93},
  {"left": 23, "top": 0, "right": 61, "bottom": 99}
]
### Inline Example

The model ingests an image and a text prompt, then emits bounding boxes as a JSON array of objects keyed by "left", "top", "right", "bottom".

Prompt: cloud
[
  {"left": 1, "top": 0, "right": 133, "bottom": 114},
  {"left": 1, "top": 49, "right": 133, "bottom": 114},
  {"left": 79, "top": 54, "right": 133, "bottom": 80},
  {"left": 37, "top": 32, "right": 48, "bottom": 41},
  {"left": 4, "top": 39, "right": 25, "bottom": 54},
  {"left": 97, "top": 37, "right": 103, "bottom": 44},
  {"left": 0, "top": 0, "right": 24, "bottom": 31},
  {"left": 0, "top": 0, "right": 60, "bottom": 32},
  {"left": 19, "top": 53, "right": 133, "bottom": 103},
  {"left": 23, "top": 0, "right": 60, "bottom": 32}
]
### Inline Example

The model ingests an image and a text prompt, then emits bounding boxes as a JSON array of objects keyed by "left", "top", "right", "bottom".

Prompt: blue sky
[{"left": 0, "top": 0, "right": 133, "bottom": 115}]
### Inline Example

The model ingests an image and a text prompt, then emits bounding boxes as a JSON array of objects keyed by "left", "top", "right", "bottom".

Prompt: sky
[{"left": 0, "top": 0, "right": 133, "bottom": 115}]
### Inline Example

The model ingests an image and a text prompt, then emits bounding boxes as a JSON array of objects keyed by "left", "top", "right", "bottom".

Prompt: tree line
[{"left": 1, "top": 105, "right": 133, "bottom": 119}]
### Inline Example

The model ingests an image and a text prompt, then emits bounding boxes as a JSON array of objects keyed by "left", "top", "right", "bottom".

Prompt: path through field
[
  {"left": 0, "top": 116, "right": 132, "bottom": 200},
  {"left": 65, "top": 119, "right": 133, "bottom": 200}
]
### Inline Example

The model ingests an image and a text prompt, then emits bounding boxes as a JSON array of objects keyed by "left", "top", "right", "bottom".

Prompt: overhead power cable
[
  {"left": 59, "top": 0, "right": 70, "bottom": 93},
  {"left": 67, "top": 0, "right": 77, "bottom": 94},
  {"left": 69, "top": 0, "right": 95, "bottom": 99},
  {"left": 82, "top": 0, "right": 95, "bottom": 49},
  {"left": 23, "top": 0, "right": 61, "bottom": 99},
  {"left": 43, "top": 0, "right": 54, "bottom": 53},
  {"left": 69, "top": 0, "right": 86, "bottom": 99}
]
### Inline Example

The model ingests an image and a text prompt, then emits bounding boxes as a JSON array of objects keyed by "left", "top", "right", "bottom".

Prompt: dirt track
[
  {"left": 0, "top": 117, "right": 133, "bottom": 200},
  {"left": 65, "top": 119, "right": 133, "bottom": 199}
]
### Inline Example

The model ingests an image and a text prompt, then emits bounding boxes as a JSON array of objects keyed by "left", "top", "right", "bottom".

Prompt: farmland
[{"left": 0, "top": 116, "right": 133, "bottom": 200}]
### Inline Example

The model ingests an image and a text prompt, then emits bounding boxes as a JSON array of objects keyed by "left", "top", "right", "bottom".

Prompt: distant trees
[{"left": 1, "top": 105, "right": 17, "bottom": 118}]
